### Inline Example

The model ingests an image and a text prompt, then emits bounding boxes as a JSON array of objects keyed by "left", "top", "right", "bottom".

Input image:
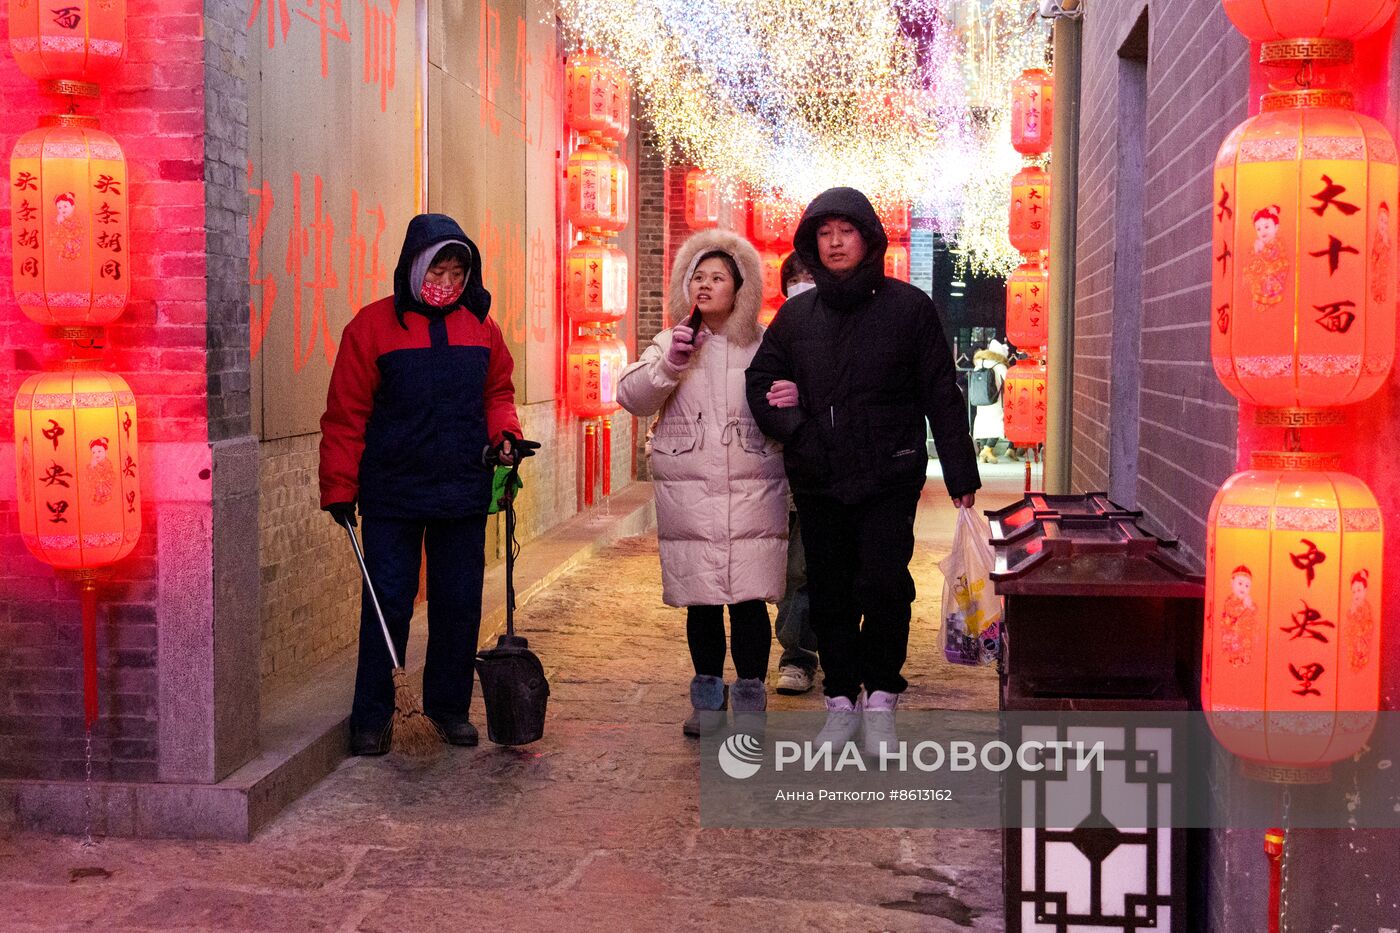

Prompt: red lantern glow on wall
[
  {"left": 565, "top": 143, "right": 629, "bottom": 235},
  {"left": 564, "top": 52, "right": 628, "bottom": 143},
  {"left": 878, "top": 202, "right": 911, "bottom": 239},
  {"left": 14, "top": 369, "right": 140, "bottom": 570},
  {"left": 566, "top": 334, "right": 628, "bottom": 418},
  {"left": 751, "top": 197, "right": 799, "bottom": 247},
  {"left": 1003, "top": 361, "right": 1048, "bottom": 446},
  {"left": 7, "top": 0, "right": 126, "bottom": 91},
  {"left": 564, "top": 239, "right": 628, "bottom": 324},
  {"left": 1009, "top": 165, "right": 1051, "bottom": 255},
  {"left": 1204, "top": 455, "right": 1381, "bottom": 780},
  {"left": 684, "top": 169, "right": 721, "bottom": 230},
  {"left": 1011, "top": 68, "right": 1054, "bottom": 156},
  {"left": 884, "top": 245, "right": 909, "bottom": 282},
  {"left": 760, "top": 250, "right": 785, "bottom": 307},
  {"left": 10, "top": 115, "right": 130, "bottom": 327},
  {"left": 1006, "top": 260, "right": 1049, "bottom": 349},
  {"left": 1210, "top": 90, "right": 1397, "bottom": 410}
]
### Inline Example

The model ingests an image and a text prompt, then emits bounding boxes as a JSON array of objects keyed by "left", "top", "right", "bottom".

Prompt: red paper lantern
[
  {"left": 1204, "top": 454, "right": 1381, "bottom": 780},
  {"left": 564, "top": 239, "right": 628, "bottom": 324},
  {"left": 1010, "top": 68, "right": 1054, "bottom": 156},
  {"left": 751, "top": 197, "right": 799, "bottom": 247},
  {"left": 1003, "top": 361, "right": 1047, "bottom": 446},
  {"left": 1222, "top": 0, "right": 1397, "bottom": 44},
  {"left": 1006, "top": 260, "right": 1049, "bottom": 348},
  {"left": 884, "top": 245, "right": 909, "bottom": 282},
  {"left": 1009, "top": 166, "right": 1051, "bottom": 255},
  {"left": 565, "top": 143, "right": 629, "bottom": 236},
  {"left": 684, "top": 169, "right": 721, "bottom": 230},
  {"left": 1210, "top": 90, "right": 1397, "bottom": 410},
  {"left": 14, "top": 369, "right": 140, "bottom": 570},
  {"left": 7, "top": 0, "right": 126, "bottom": 91},
  {"left": 564, "top": 52, "right": 628, "bottom": 143},
  {"left": 566, "top": 334, "right": 628, "bottom": 418},
  {"left": 10, "top": 115, "right": 130, "bottom": 327},
  {"left": 878, "top": 202, "right": 911, "bottom": 239}
]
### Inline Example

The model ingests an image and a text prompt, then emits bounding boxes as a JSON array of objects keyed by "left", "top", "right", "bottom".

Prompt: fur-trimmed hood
[{"left": 668, "top": 228, "right": 764, "bottom": 347}]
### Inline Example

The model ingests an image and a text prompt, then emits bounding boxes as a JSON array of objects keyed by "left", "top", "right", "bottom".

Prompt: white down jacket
[{"left": 617, "top": 230, "right": 789, "bottom": 607}]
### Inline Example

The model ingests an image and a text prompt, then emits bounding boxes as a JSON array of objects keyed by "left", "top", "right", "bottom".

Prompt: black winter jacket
[{"left": 744, "top": 187, "right": 981, "bottom": 504}]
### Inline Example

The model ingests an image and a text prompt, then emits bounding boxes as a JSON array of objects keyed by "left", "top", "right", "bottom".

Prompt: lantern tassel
[
  {"left": 1264, "top": 827, "right": 1285, "bottom": 933},
  {"left": 584, "top": 421, "right": 598, "bottom": 506},
  {"left": 80, "top": 578, "right": 98, "bottom": 728},
  {"left": 601, "top": 417, "right": 612, "bottom": 498}
]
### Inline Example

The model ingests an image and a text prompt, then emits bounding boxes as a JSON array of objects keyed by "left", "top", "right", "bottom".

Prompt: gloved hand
[
  {"left": 489, "top": 431, "right": 541, "bottom": 466},
  {"left": 325, "top": 501, "right": 357, "bottom": 527},
  {"left": 665, "top": 324, "right": 706, "bottom": 370}
]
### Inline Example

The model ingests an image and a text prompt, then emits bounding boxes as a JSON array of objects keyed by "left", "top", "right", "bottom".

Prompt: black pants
[
  {"left": 686, "top": 600, "right": 772, "bottom": 680},
  {"left": 350, "top": 515, "right": 487, "bottom": 732},
  {"left": 795, "top": 489, "right": 920, "bottom": 701}
]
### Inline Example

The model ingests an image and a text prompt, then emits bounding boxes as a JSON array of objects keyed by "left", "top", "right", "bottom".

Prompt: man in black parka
[{"left": 745, "top": 187, "right": 981, "bottom": 749}]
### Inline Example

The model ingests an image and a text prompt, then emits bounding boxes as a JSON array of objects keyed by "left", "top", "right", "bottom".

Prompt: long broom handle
[
  {"left": 337, "top": 515, "right": 403, "bottom": 670},
  {"left": 503, "top": 461, "right": 520, "bottom": 637}
]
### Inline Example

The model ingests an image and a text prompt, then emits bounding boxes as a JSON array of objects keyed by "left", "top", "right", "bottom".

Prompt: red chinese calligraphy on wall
[
  {"left": 362, "top": 0, "right": 399, "bottom": 112},
  {"left": 285, "top": 172, "right": 340, "bottom": 371},
  {"left": 248, "top": 162, "right": 277, "bottom": 359},
  {"left": 479, "top": 0, "right": 501, "bottom": 136}
]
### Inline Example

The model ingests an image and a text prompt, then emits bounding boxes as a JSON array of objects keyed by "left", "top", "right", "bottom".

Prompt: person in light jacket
[{"left": 618, "top": 229, "right": 789, "bottom": 737}]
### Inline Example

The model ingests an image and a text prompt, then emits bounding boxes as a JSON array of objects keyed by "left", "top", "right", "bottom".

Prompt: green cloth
[{"left": 488, "top": 465, "right": 523, "bottom": 514}]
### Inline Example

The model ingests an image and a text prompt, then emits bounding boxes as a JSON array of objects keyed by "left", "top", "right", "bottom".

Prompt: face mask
[
  {"left": 421, "top": 279, "right": 464, "bottom": 308},
  {"left": 787, "top": 281, "right": 815, "bottom": 297}
]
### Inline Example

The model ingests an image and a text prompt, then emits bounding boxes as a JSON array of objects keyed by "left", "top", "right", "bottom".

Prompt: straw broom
[{"left": 337, "top": 516, "right": 443, "bottom": 756}]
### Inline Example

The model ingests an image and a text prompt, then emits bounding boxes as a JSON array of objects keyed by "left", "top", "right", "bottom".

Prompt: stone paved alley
[{"left": 0, "top": 467, "right": 1025, "bottom": 932}]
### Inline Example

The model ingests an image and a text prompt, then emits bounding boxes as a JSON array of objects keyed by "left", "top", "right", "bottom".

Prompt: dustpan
[{"left": 476, "top": 447, "right": 549, "bottom": 746}]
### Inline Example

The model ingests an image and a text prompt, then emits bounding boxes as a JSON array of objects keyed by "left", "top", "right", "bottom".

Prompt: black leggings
[{"left": 686, "top": 600, "right": 772, "bottom": 680}]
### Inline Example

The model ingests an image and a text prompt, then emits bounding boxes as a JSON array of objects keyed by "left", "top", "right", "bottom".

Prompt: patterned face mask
[{"left": 420, "top": 279, "right": 465, "bottom": 308}]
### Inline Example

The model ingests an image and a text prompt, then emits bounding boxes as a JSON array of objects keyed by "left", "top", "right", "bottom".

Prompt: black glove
[
  {"left": 325, "top": 501, "right": 357, "bottom": 527},
  {"left": 490, "top": 431, "right": 541, "bottom": 465}
]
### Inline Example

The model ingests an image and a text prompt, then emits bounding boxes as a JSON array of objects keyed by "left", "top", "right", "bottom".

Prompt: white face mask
[{"left": 786, "top": 281, "right": 815, "bottom": 297}]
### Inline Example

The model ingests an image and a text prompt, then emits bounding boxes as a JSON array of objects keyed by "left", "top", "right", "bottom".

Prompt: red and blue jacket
[{"left": 319, "top": 215, "right": 522, "bottom": 519}]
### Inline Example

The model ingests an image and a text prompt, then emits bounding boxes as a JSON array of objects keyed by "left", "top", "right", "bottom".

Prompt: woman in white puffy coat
[{"left": 617, "top": 229, "right": 789, "bottom": 737}]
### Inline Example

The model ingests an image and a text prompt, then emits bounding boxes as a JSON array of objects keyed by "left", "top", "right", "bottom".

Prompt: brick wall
[
  {"left": 0, "top": 0, "right": 210, "bottom": 780},
  {"left": 632, "top": 127, "right": 667, "bottom": 477},
  {"left": 1071, "top": 1, "right": 1245, "bottom": 562}
]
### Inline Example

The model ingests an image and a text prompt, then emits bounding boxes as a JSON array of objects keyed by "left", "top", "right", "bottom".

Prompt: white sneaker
[
  {"left": 813, "top": 694, "right": 864, "bottom": 752},
  {"left": 775, "top": 665, "right": 816, "bottom": 695},
  {"left": 863, "top": 690, "right": 899, "bottom": 760}
]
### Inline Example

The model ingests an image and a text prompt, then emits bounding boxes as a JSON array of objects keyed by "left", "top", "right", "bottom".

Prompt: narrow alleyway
[{"left": 0, "top": 467, "right": 1026, "bottom": 932}]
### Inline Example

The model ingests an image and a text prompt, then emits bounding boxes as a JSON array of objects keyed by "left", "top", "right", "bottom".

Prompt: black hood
[
  {"left": 392, "top": 213, "right": 492, "bottom": 326},
  {"left": 792, "top": 187, "right": 889, "bottom": 311}
]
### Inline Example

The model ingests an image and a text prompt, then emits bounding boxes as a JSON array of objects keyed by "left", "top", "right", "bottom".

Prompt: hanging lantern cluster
[
  {"left": 1203, "top": 3, "right": 1393, "bottom": 786},
  {"left": 6, "top": 0, "right": 138, "bottom": 733},
  {"left": 564, "top": 52, "right": 632, "bottom": 504},
  {"left": 1003, "top": 67, "right": 1053, "bottom": 451}
]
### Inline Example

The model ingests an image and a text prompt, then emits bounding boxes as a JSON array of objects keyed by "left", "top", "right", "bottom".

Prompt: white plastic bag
[{"left": 938, "top": 507, "right": 1002, "bottom": 666}]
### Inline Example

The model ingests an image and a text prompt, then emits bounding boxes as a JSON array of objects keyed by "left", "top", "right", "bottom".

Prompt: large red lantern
[
  {"left": 759, "top": 250, "right": 785, "bottom": 307},
  {"left": 7, "top": 0, "right": 126, "bottom": 92},
  {"left": 1009, "top": 166, "right": 1051, "bottom": 255},
  {"left": 751, "top": 197, "right": 799, "bottom": 247},
  {"left": 566, "top": 334, "right": 628, "bottom": 418},
  {"left": 1222, "top": 0, "right": 1397, "bottom": 45},
  {"left": 884, "top": 245, "right": 909, "bottom": 282},
  {"left": 564, "top": 52, "right": 628, "bottom": 143},
  {"left": 564, "top": 239, "right": 628, "bottom": 324},
  {"left": 878, "top": 202, "right": 911, "bottom": 239},
  {"left": 14, "top": 369, "right": 141, "bottom": 570},
  {"left": 1010, "top": 68, "right": 1054, "bottom": 156},
  {"left": 684, "top": 169, "right": 720, "bottom": 230},
  {"left": 565, "top": 143, "right": 629, "bottom": 235},
  {"left": 1210, "top": 90, "right": 1397, "bottom": 410},
  {"left": 10, "top": 115, "right": 130, "bottom": 327},
  {"left": 1006, "top": 260, "right": 1049, "bottom": 349},
  {"left": 1204, "top": 454, "right": 1381, "bottom": 781},
  {"left": 1003, "top": 361, "right": 1047, "bottom": 446}
]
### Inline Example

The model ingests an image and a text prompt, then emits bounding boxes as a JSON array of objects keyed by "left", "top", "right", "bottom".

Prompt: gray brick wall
[{"left": 1071, "top": 2, "right": 1245, "bottom": 563}]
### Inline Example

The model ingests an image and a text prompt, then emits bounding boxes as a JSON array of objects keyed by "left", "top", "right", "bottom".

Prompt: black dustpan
[{"left": 476, "top": 452, "right": 549, "bottom": 746}]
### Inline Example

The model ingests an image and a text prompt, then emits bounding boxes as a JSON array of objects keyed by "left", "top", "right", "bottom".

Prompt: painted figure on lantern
[
  {"left": 1245, "top": 205, "right": 1287, "bottom": 312},
  {"left": 49, "top": 192, "right": 82, "bottom": 261},
  {"left": 1220, "top": 565, "right": 1257, "bottom": 665},
  {"left": 86, "top": 437, "right": 115, "bottom": 505},
  {"left": 1372, "top": 203, "right": 1391, "bottom": 305},
  {"left": 1349, "top": 569, "right": 1374, "bottom": 672}
]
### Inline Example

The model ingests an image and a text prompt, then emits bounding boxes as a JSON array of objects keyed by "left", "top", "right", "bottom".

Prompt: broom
[{"left": 336, "top": 515, "right": 444, "bottom": 755}]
